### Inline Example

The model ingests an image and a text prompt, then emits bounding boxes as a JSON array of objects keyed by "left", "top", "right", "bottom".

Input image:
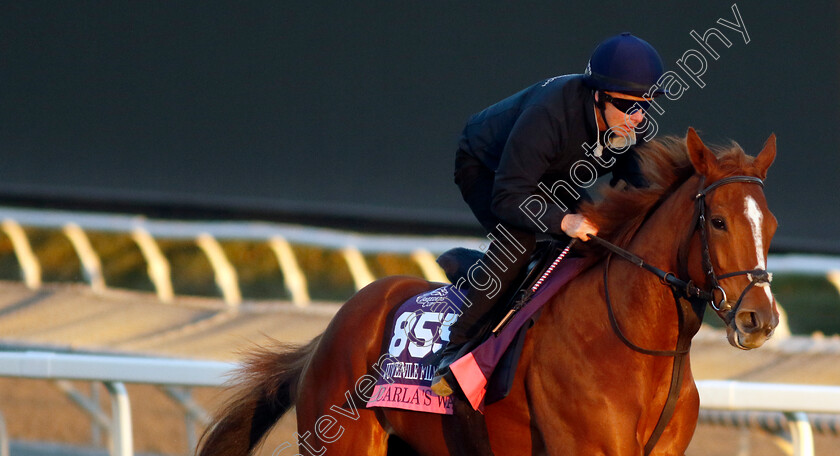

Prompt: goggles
[{"left": 602, "top": 92, "right": 650, "bottom": 114}]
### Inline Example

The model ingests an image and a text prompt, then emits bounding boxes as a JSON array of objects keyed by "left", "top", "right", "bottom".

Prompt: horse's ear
[
  {"left": 686, "top": 127, "right": 718, "bottom": 176},
  {"left": 753, "top": 133, "right": 776, "bottom": 179}
]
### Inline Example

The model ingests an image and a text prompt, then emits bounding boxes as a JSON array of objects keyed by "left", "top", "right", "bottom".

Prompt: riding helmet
[{"left": 584, "top": 32, "right": 667, "bottom": 97}]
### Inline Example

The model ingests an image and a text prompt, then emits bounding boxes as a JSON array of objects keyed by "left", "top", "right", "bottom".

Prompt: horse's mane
[{"left": 579, "top": 134, "right": 758, "bottom": 250}]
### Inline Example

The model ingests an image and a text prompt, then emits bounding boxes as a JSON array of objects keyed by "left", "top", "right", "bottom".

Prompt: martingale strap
[
  {"left": 600, "top": 253, "right": 703, "bottom": 357},
  {"left": 595, "top": 242, "right": 706, "bottom": 456}
]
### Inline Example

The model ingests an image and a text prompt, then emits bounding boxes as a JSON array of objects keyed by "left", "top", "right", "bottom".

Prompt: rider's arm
[{"left": 490, "top": 105, "right": 568, "bottom": 233}]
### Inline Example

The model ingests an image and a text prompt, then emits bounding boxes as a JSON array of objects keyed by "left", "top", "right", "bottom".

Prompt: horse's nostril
[{"left": 736, "top": 311, "right": 759, "bottom": 331}]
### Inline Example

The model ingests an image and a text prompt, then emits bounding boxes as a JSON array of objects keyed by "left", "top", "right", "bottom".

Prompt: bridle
[
  {"left": 590, "top": 174, "right": 772, "bottom": 455},
  {"left": 691, "top": 175, "right": 773, "bottom": 321},
  {"left": 595, "top": 174, "right": 771, "bottom": 342}
]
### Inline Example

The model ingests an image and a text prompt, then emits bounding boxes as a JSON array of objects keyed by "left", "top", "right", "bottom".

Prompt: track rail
[
  {"left": 0, "top": 206, "right": 480, "bottom": 307},
  {"left": 0, "top": 206, "right": 836, "bottom": 308},
  {"left": 0, "top": 351, "right": 838, "bottom": 456}
]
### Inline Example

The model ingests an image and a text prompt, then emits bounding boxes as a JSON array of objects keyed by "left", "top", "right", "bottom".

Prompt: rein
[{"left": 589, "top": 174, "right": 769, "bottom": 455}]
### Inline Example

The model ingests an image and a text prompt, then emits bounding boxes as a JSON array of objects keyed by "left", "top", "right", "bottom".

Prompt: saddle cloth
[
  {"left": 365, "top": 284, "right": 463, "bottom": 414},
  {"left": 366, "top": 246, "right": 586, "bottom": 414}
]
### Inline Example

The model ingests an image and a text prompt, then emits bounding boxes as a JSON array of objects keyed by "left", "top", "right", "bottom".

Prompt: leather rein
[{"left": 588, "top": 175, "right": 771, "bottom": 455}]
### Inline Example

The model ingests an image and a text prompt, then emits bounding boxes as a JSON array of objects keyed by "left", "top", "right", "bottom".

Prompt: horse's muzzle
[{"left": 726, "top": 293, "right": 779, "bottom": 350}]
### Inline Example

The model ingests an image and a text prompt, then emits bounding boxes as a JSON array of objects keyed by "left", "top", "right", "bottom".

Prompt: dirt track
[{"left": 0, "top": 281, "right": 838, "bottom": 455}]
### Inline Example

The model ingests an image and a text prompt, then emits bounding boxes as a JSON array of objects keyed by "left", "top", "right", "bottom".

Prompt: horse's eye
[{"left": 711, "top": 217, "right": 727, "bottom": 231}]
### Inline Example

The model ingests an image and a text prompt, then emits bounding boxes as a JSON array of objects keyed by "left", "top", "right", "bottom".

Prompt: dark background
[{"left": 1, "top": 1, "right": 837, "bottom": 252}]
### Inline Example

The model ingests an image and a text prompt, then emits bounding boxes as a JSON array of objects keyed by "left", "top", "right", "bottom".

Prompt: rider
[{"left": 431, "top": 32, "right": 667, "bottom": 397}]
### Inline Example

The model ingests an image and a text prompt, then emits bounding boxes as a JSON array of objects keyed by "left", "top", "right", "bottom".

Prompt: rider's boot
[
  {"left": 430, "top": 225, "right": 535, "bottom": 397},
  {"left": 429, "top": 293, "right": 489, "bottom": 396}
]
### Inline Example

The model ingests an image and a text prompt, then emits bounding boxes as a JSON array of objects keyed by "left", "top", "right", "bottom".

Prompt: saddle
[
  {"left": 436, "top": 239, "right": 566, "bottom": 320},
  {"left": 365, "top": 239, "right": 582, "bottom": 413},
  {"left": 435, "top": 239, "right": 568, "bottom": 404}
]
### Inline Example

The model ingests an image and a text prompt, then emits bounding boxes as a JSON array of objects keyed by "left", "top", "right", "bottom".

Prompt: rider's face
[{"left": 598, "top": 91, "right": 650, "bottom": 134}]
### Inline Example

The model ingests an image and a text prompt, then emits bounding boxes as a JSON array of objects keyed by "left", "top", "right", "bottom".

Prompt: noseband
[
  {"left": 693, "top": 175, "right": 772, "bottom": 321},
  {"left": 590, "top": 174, "right": 771, "bottom": 455}
]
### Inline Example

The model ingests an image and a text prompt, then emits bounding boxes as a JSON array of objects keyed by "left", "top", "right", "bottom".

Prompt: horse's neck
[
  {"left": 603, "top": 176, "right": 701, "bottom": 350},
  {"left": 629, "top": 175, "right": 700, "bottom": 278}
]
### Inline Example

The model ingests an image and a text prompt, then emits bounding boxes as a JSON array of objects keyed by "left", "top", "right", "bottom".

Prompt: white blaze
[
  {"left": 745, "top": 196, "right": 766, "bottom": 269},
  {"left": 745, "top": 196, "right": 773, "bottom": 301}
]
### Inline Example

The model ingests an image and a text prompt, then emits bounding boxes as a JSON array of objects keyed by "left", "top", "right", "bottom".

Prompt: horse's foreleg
[{"left": 647, "top": 372, "right": 699, "bottom": 456}]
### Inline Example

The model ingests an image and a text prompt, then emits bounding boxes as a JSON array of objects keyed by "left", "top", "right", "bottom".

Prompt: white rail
[
  {"left": 0, "top": 351, "right": 838, "bottom": 456},
  {"left": 697, "top": 381, "right": 840, "bottom": 456},
  {"left": 0, "top": 351, "right": 234, "bottom": 386},
  {"left": 0, "top": 206, "right": 481, "bottom": 307},
  {"left": 0, "top": 351, "right": 234, "bottom": 456},
  {"left": 0, "top": 206, "right": 837, "bottom": 307},
  {"left": 698, "top": 380, "right": 840, "bottom": 414}
]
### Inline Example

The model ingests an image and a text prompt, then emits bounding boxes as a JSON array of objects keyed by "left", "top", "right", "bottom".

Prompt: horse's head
[{"left": 685, "top": 127, "right": 779, "bottom": 349}]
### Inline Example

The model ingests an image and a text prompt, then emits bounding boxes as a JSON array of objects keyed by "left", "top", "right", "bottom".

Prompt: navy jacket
[{"left": 457, "top": 74, "right": 646, "bottom": 234}]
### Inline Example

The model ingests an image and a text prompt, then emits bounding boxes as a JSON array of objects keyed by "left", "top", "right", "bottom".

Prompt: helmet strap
[
  {"left": 595, "top": 90, "right": 636, "bottom": 150},
  {"left": 595, "top": 91, "right": 609, "bottom": 132},
  {"left": 589, "top": 91, "right": 606, "bottom": 156},
  {"left": 595, "top": 90, "right": 607, "bottom": 110}
]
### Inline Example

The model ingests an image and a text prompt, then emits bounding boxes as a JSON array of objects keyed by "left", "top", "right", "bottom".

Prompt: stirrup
[{"left": 431, "top": 372, "right": 455, "bottom": 397}]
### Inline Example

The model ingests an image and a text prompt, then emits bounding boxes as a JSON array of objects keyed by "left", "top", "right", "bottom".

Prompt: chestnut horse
[{"left": 198, "top": 128, "right": 779, "bottom": 456}]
